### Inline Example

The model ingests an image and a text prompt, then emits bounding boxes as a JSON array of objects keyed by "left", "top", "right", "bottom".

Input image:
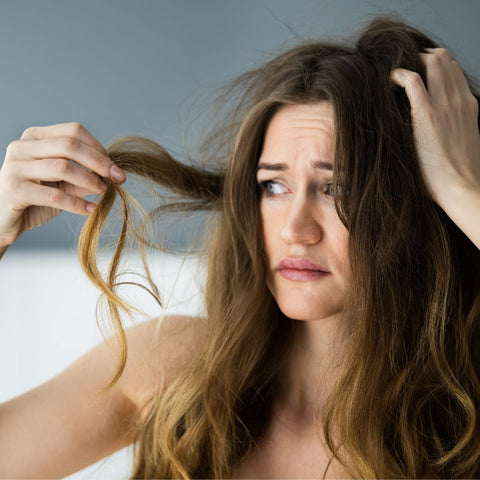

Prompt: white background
[{"left": 0, "top": 250, "right": 205, "bottom": 478}]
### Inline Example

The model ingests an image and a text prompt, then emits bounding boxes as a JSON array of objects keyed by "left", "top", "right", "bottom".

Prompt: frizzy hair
[{"left": 77, "top": 16, "right": 480, "bottom": 479}]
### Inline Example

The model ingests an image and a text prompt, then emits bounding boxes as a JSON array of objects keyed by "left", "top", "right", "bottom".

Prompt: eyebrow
[{"left": 256, "top": 160, "right": 333, "bottom": 172}]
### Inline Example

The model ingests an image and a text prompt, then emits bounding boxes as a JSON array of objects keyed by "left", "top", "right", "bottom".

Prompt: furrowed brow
[
  {"left": 256, "top": 160, "right": 333, "bottom": 172},
  {"left": 256, "top": 162, "right": 288, "bottom": 172},
  {"left": 311, "top": 160, "right": 333, "bottom": 171}
]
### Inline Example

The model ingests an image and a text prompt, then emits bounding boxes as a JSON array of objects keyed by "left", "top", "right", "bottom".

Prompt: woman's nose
[{"left": 280, "top": 198, "right": 323, "bottom": 245}]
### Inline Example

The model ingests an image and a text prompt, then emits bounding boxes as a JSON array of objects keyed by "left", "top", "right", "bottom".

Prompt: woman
[{"left": 0, "top": 15, "right": 480, "bottom": 479}]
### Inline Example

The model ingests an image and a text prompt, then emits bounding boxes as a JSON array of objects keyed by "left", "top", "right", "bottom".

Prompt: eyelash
[{"left": 257, "top": 180, "right": 336, "bottom": 197}]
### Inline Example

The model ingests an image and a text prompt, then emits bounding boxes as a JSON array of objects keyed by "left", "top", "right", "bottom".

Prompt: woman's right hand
[{"left": 0, "top": 122, "right": 126, "bottom": 248}]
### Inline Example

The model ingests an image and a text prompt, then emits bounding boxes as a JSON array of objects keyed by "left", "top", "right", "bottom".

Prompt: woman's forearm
[{"left": 438, "top": 184, "right": 480, "bottom": 250}]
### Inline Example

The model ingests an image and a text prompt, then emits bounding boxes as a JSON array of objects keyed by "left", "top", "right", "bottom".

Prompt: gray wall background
[{"left": 1, "top": 0, "right": 478, "bottom": 250}]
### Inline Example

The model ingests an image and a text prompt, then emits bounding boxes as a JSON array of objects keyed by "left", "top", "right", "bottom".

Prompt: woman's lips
[
  {"left": 278, "top": 269, "right": 331, "bottom": 281},
  {"left": 277, "top": 258, "right": 331, "bottom": 281}
]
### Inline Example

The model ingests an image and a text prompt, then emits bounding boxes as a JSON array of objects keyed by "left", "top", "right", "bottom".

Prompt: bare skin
[
  {"left": 233, "top": 102, "right": 351, "bottom": 479},
  {"left": 0, "top": 122, "right": 125, "bottom": 248},
  {"left": 0, "top": 47, "right": 478, "bottom": 478},
  {"left": 391, "top": 48, "right": 480, "bottom": 249},
  {"left": 257, "top": 102, "right": 349, "bottom": 411}
]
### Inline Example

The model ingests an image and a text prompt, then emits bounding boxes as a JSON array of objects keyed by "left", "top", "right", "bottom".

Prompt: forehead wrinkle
[
  {"left": 258, "top": 103, "right": 336, "bottom": 171},
  {"left": 292, "top": 137, "right": 333, "bottom": 166},
  {"left": 261, "top": 127, "right": 334, "bottom": 155},
  {"left": 259, "top": 141, "right": 334, "bottom": 171},
  {"left": 268, "top": 103, "right": 335, "bottom": 135},
  {"left": 274, "top": 124, "right": 334, "bottom": 143},
  {"left": 256, "top": 158, "right": 333, "bottom": 173}
]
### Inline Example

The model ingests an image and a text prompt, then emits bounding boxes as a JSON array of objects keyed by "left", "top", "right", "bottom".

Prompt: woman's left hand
[{"left": 390, "top": 48, "right": 480, "bottom": 209}]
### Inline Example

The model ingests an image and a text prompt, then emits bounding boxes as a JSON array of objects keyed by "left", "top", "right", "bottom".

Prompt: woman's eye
[
  {"left": 258, "top": 180, "right": 287, "bottom": 195},
  {"left": 258, "top": 180, "right": 341, "bottom": 198},
  {"left": 325, "top": 182, "right": 342, "bottom": 197}
]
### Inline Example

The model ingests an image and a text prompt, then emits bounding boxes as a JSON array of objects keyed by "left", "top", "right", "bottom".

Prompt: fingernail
[
  {"left": 110, "top": 165, "right": 126, "bottom": 182},
  {"left": 86, "top": 203, "right": 96, "bottom": 213}
]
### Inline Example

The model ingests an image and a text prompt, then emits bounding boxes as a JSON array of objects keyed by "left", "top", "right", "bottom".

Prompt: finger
[
  {"left": 450, "top": 60, "right": 474, "bottom": 97},
  {"left": 23, "top": 181, "right": 97, "bottom": 215},
  {"left": 41, "top": 181, "right": 96, "bottom": 199},
  {"left": 420, "top": 50, "right": 474, "bottom": 105},
  {"left": 10, "top": 137, "right": 125, "bottom": 183},
  {"left": 20, "top": 122, "right": 108, "bottom": 156},
  {"left": 390, "top": 68, "right": 430, "bottom": 111},
  {"left": 62, "top": 182, "right": 103, "bottom": 198},
  {"left": 41, "top": 181, "right": 104, "bottom": 199},
  {"left": 424, "top": 47, "right": 452, "bottom": 60},
  {"left": 420, "top": 50, "right": 457, "bottom": 101},
  {"left": 22, "top": 158, "right": 106, "bottom": 194}
]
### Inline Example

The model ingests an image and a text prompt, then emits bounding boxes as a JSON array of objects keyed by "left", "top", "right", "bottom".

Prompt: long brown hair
[{"left": 78, "top": 16, "right": 480, "bottom": 478}]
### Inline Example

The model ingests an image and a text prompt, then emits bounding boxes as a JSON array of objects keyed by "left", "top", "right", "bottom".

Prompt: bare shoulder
[
  {"left": 119, "top": 315, "right": 208, "bottom": 414},
  {"left": 0, "top": 314, "right": 207, "bottom": 478}
]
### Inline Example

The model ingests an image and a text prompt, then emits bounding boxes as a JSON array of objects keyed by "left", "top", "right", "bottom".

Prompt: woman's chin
[{"left": 277, "top": 302, "right": 343, "bottom": 322}]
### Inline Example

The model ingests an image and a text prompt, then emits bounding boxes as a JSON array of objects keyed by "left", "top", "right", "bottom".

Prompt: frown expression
[{"left": 257, "top": 102, "right": 349, "bottom": 321}]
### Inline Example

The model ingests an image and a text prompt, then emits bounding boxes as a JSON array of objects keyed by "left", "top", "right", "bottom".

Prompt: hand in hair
[
  {"left": 390, "top": 48, "right": 480, "bottom": 207},
  {"left": 0, "top": 122, "right": 126, "bottom": 248}
]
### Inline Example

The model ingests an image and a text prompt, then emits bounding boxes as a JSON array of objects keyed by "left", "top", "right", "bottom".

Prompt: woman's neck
[{"left": 274, "top": 314, "right": 348, "bottom": 416}]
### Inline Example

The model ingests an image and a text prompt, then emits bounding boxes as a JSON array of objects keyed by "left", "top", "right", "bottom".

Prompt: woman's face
[{"left": 257, "top": 102, "right": 349, "bottom": 321}]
